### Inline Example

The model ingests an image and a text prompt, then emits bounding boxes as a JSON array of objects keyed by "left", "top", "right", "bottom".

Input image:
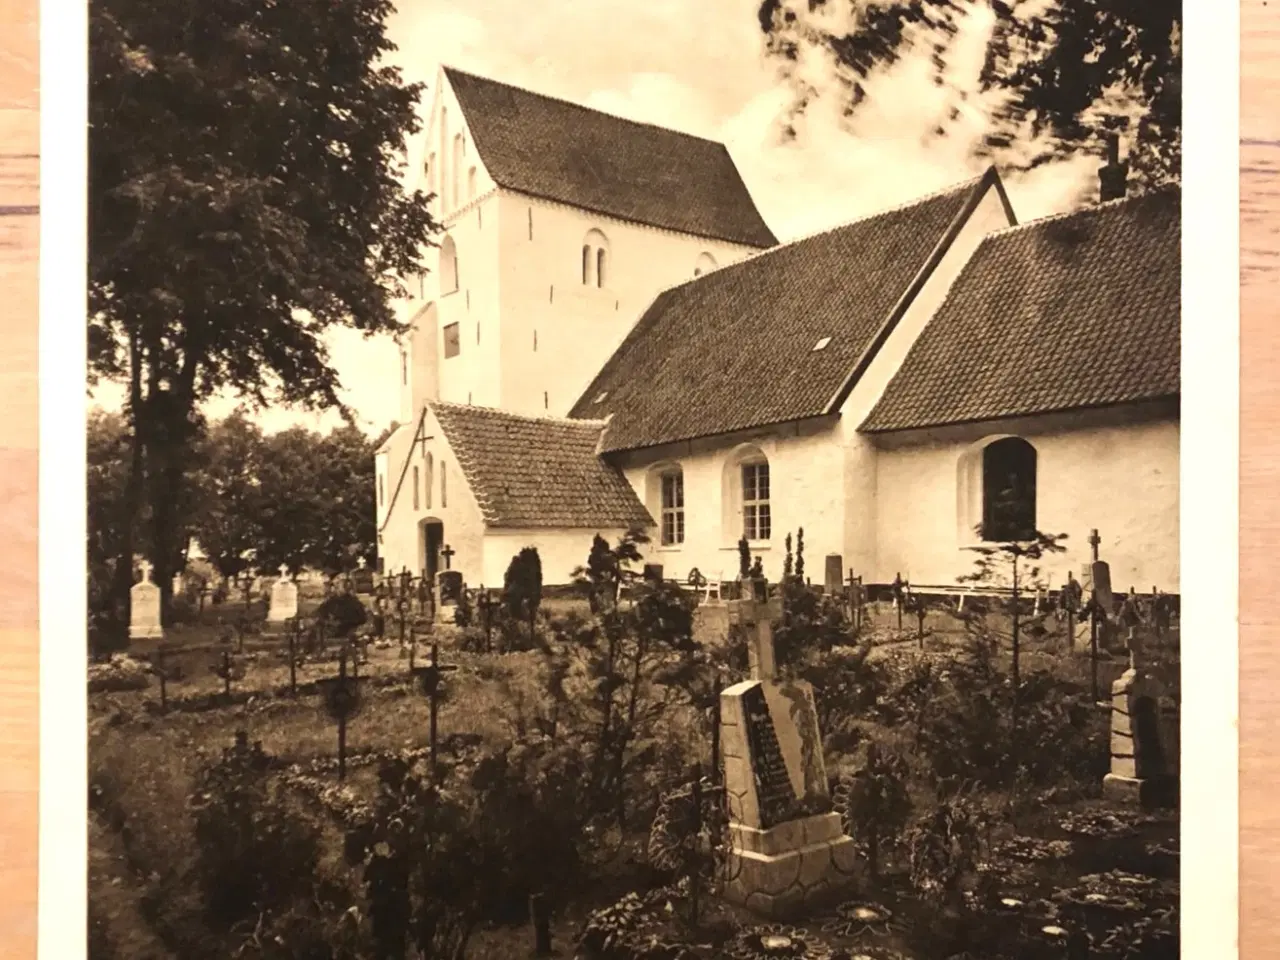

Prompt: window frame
[
  {"left": 659, "top": 469, "right": 685, "bottom": 546},
  {"left": 442, "top": 322, "right": 461, "bottom": 359},
  {"left": 741, "top": 460, "right": 771, "bottom": 543}
]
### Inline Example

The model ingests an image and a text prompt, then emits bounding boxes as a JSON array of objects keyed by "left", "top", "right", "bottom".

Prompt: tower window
[
  {"left": 581, "top": 228, "right": 610, "bottom": 288},
  {"left": 443, "top": 323, "right": 461, "bottom": 359},
  {"left": 439, "top": 235, "right": 459, "bottom": 295}
]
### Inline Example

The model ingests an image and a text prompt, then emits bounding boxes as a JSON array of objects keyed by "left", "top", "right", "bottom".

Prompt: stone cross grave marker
[
  {"left": 130, "top": 560, "right": 163, "bottom": 640},
  {"left": 719, "top": 589, "right": 856, "bottom": 916},
  {"left": 268, "top": 564, "right": 299, "bottom": 622},
  {"left": 441, "top": 543, "right": 456, "bottom": 570},
  {"left": 1102, "top": 626, "right": 1176, "bottom": 806}
]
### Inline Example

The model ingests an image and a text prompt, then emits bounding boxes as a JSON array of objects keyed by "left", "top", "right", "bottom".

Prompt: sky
[{"left": 88, "top": 0, "right": 1099, "bottom": 437}]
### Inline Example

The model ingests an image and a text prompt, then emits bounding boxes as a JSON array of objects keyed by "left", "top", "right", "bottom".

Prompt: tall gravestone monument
[
  {"left": 130, "top": 560, "right": 163, "bottom": 640},
  {"left": 1102, "top": 633, "right": 1178, "bottom": 806},
  {"left": 268, "top": 565, "right": 299, "bottom": 623},
  {"left": 719, "top": 587, "right": 857, "bottom": 917}
]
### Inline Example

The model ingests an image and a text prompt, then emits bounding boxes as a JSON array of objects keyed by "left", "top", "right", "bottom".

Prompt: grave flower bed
[
  {"left": 1051, "top": 870, "right": 1168, "bottom": 922},
  {"left": 993, "top": 836, "right": 1074, "bottom": 863},
  {"left": 724, "top": 925, "right": 834, "bottom": 960},
  {"left": 1056, "top": 811, "right": 1139, "bottom": 840},
  {"left": 88, "top": 654, "right": 152, "bottom": 693},
  {"left": 819, "top": 901, "right": 896, "bottom": 940}
]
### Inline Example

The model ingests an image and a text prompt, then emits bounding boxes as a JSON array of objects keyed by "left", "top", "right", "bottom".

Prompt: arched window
[
  {"left": 440, "top": 235, "right": 459, "bottom": 294},
  {"left": 426, "top": 151, "right": 436, "bottom": 194},
  {"left": 694, "top": 252, "right": 717, "bottom": 277},
  {"left": 378, "top": 474, "right": 385, "bottom": 506},
  {"left": 722, "top": 445, "right": 771, "bottom": 544},
  {"left": 423, "top": 452, "right": 433, "bottom": 510},
  {"left": 981, "top": 437, "right": 1037, "bottom": 541},
  {"left": 441, "top": 461, "right": 448, "bottom": 507},
  {"left": 467, "top": 166, "right": 477, "bottom": 201},
  {"left": 413, "top": 465, "right": 420, "bottom": 510},
  {"left": 401, "top": 349, "right": 408, "bottom": 385},
  {"left": 452, "top": 133, "right": 464, "bottom": 207},
  {"left": 439, "top": 107, "right": 448, "bottom": 207},
  {"left": 581, "top": 229, "right": 610, "bottom": 288}
]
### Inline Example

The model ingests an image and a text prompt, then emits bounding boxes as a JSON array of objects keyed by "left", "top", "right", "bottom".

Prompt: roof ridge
[
  {"left": 982, "top": 183, "right": 1180, "bottom": 242},
  {"left": 440, "top": 64, "right": 732, "bottom": 151},
  {"left": 432, "top": 400, "right": 607, "bottom": 430},
  {"left": 593, "top": 170, "right": 989, "bottom": 320}
]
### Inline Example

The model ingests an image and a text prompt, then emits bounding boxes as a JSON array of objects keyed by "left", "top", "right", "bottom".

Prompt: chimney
[{"left": 1098, "top": 132, "right": 1128, "bottom": 203}]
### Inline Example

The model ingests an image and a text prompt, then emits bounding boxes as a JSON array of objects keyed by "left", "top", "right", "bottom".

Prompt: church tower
[{"left": 395, "top": 66, "right": 777, "bottom": 421}]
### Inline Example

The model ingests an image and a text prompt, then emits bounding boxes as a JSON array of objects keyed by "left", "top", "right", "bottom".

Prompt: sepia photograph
[{"left": 85, "top": 2, "right": 1185, "bottom": 958}]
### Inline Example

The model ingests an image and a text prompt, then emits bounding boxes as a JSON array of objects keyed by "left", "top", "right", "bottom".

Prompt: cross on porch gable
[{"left": 440, "top": 543, "right": 456, "bottom": 570}]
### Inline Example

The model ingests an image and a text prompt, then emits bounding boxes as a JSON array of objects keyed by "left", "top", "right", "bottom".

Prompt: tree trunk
[
  {"left": 111, "top": 332, "right": 146, "bottom": 641},
  {"left": 1011, "top": 556, "right": 1020, "bottom": 726}
]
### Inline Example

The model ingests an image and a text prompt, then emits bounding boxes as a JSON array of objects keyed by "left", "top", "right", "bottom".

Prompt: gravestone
[
  {"left": 719, "top": 590, "right": 857, "bottom": 917},
  {"left": 267, "top": 565, "right": 299, "bottom": 622},
  {"left": 436, "top": 569, "right": 464, "bottom": 624},
  {"left": 1102, "top": 634, "right": 1178, "bottom": 806},
  {"left": 129, "top": 560, "right": 163, "bottom": 640},
  {"left": 823, "top": 555, "right": 842, "bottom": 595}
]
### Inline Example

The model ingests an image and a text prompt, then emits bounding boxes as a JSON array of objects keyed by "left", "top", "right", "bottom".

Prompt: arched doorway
[{"left": 420, "top": 518, "right": 444, "bottom": 582}]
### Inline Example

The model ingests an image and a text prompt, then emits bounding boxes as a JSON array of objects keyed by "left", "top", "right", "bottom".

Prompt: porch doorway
[{"left": 421, "top": 519, "right": 444, "bottom": 582}]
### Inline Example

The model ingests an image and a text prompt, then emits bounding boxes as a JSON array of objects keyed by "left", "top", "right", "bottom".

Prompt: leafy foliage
[
  {"left": 316, "top": 593, "right": 368, "bottom": 640},
  {"left": 189, "top": 732, "right": 321, "bottom": 927},
  {"left": 89, "top": 0, "right": 436, "bottom": 620},
  {"left": 833, "top": 741, "right": 912, "bottom": 879},
  {"left": 759, "top": 0, "right": 1181, "bottom": 190},
  {"left": 504, "top": 547, "right": 544, "bottom": 644}
]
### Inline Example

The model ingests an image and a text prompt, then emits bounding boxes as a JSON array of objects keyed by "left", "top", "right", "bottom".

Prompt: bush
[{"left": 189, "top": 732, "right": 322, "bottom": 927}]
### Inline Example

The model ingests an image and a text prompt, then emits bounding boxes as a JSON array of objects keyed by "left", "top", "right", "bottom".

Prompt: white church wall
[
  {"left": 834, "top": 178, "right": 1017, "bottom": 579},
  {"left": 871, "top": 407, "right": 1180, "bottom": 592},
  {"left": 375, "top": 409, "right": 489, "bottom": 582},
  {"left": 495, "top": 191, "right": 763, "bottom": 418},
  {"left": 614, "top": 418, "right": 845, "bottom": 585},
  {"left": 481, "top": 527, "right": 637, "bottom": 588}
]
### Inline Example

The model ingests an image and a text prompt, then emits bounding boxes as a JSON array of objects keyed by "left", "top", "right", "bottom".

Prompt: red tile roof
[
  {"left": 443, "top": 67, "right": 777, "bottom": 249},
  {"left": 568, "top": 171, "right": 1001, "bottom": 453},
  {"left": 431, "top": 402, "right": 653, "bottom": 530},
  {"left": 860, "top": 186, "right": 1180, "bottom": 433}
]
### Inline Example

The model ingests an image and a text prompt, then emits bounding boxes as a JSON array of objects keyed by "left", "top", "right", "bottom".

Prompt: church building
[{"left": 375, "top": 67, "right": 1180, "bottom": 597}]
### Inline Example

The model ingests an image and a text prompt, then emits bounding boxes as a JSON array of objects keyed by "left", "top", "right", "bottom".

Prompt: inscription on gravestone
[{"left": 740, "top": 683, "right": 796, "bottom": 828}]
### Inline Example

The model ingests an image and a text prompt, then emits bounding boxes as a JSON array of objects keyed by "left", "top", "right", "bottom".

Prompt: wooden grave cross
[
  {"left": 411, "top": 642, "right": 459, "bottom": 783},
  {"left": 320, "top": 647, "right": 364, "bottom": 781}
]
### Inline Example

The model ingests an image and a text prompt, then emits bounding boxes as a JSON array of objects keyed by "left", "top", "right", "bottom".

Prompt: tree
[
  {"left": 955, "top": 527, "right": 1067, "bottom": 718},
  {"left": 835, "top": 741, "right": 912, "bottom": 881},
  {"left": 87, "top": 409, "right": 135, "bottom": 650},
  {"left": 309, "top": 425, "right": 378, "bottom": 577},
  {"left": 89, "top": 0, "right": 437, "bottom": 625},
  {"left": 758, "top": 0, "right": 1181, "bottom": 191},
  {"left": 504, "top": 547, "right": 544, "bottom": 646},
  {"left": 255, "top": 426, "right": 325, "bottom": 577},
  {"left": 188, "top": 408, "right": 265, "bottom": 581}
]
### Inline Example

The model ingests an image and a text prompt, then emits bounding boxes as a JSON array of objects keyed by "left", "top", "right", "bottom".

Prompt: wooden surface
[
  {"left": 0, "top": 0, "right": 39, "bottom": 952},
  {"left": 0, "top": 0, "right": 1271, "bottom": 956},
  {"left": 1242, "top": 1, "right": 1280, "bottom": 956}
]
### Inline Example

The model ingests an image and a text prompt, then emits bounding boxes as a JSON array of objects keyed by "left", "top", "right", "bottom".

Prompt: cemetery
[{"left": 89, "top": 528, "right": 1180, "bottom": 960}]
